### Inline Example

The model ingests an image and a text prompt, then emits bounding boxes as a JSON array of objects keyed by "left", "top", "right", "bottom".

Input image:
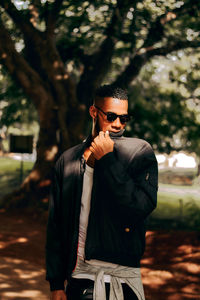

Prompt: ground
[{"left": 0, "top": 211, "right": 200, "bottom": 300}]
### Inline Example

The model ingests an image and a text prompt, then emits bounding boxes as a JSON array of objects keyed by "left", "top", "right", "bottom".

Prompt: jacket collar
[
  {"left": 109, "top": 129, "right": 125, "bottom": 139},
  {"left": 83, "top": 129, "right": 125, "bottom": 146}
]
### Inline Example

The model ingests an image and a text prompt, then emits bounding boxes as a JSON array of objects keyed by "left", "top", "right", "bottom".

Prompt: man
[{"left": 46, "top": 85, "right": 158, "bottom": 300}]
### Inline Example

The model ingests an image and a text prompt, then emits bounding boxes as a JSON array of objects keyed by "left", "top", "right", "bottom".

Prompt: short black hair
[{"left": 95, "top": 84, "right": 128, "bottom": 101}]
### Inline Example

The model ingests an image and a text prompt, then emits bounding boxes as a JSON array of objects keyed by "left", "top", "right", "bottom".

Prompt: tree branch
[
  {"left": 0, "top": 0, "right": 43, "bottom": 42},
  {"left": 142, "top": 0, "right": 200, "bottom": 49},
  {"left": 146, "top": 40, "right": 200, "bottom": 57},
  {"left": 113, "top": 0, "right": 200, "bottom": 89},
  {"left": 113, "top": 40, "right": 200, "bottom": 88},
  {"left": 90, "top": 0, "right": 134, "bottom": 65},
  {"left": 77, "top": 0, "right": 134, "bottom": 106},
  {"left": 0, "top": 0, "right": 76, "bottom": 110},
  {"left": 0, "top": 18, "right": 48, "bottom": 109},
  {"left": 45, "top": 0, "right": 64, "bottom": 37}
]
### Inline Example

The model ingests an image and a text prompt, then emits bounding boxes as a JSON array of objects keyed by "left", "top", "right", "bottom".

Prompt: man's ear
[{"left": 89, "top": 105, "right": 97, "bottom": 120}]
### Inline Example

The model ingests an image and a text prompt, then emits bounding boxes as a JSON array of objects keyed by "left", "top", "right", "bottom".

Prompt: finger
[
  {"left": 99, "top": 131, "right": 105, "bottom": 139},
  {"left": 91, "top": 142, "right": 98, "bottom": 150},
  {"left": 105, "top": 130, "right": 109, "bottom": 138},
  {"left": 89, "top": 146, "right": 95, "bottom": 153},
  {"left": 94, "top": 135, "right": 100, "bottom": 142},
  {"left": 94, "top": 135, "right": 102, "bottom": 145}
]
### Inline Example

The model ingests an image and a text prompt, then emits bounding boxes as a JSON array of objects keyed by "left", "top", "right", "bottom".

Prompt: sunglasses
[{"left": 94, "top": 105, "right": 131, "bottom": 124}]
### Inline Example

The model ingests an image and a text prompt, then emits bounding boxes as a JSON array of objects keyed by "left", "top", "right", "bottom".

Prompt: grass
[
  {"left": 154, "top": 193, "right": 199, "bottom": 218},
  {"left": 149, "top": 183, "right": 200, "bottom": 230},
  {"left": 159, "top": 167, "right": 196, "bottom": 175},
  {"left": 0, "top": 157, "right": 34, "bottom": 199},
  {"left": 1, "top": 156, "right": 200, "bottom": 229},
  {"left": 157, "top": 183, "right": 200, "bottom": 215}
]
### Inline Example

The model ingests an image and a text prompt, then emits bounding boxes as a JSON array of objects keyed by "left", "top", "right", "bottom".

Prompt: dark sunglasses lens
[
  {"left": 106, "top": 112, "right": 130, "bottom": 124},
  {"left": 120, "top": 115, "right": 130, "bottom": 124},
  {"left": 107, "top": 113, "right": 117, "bottom": 122}
]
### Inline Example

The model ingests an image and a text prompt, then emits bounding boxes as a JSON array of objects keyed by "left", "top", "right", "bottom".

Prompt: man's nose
[{"left": 112, "top": 117, "right": 121, "bottom": 127}]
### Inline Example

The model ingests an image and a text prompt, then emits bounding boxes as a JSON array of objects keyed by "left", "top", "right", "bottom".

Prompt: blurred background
[{"left": 0, "top": 0, "right": 200, "bottom": 299}]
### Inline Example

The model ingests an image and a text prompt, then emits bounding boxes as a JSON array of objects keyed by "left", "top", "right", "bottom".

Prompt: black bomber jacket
[{"left": 45, "top": 134, "right": 158, "bottom": 291}]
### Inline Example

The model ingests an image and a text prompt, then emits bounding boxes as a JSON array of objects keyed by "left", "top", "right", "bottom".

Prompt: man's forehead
[
  {"left": 95, "top": 96, "right": 128, "bottom": 106},
  {"left": 110, "top": 98, "right": 122, "bottom": 104}
]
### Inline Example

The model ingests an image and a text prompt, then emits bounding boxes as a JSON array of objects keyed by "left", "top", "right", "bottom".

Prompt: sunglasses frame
[{"left": 94, "top": 105, "right": 131, "bottom": 124}]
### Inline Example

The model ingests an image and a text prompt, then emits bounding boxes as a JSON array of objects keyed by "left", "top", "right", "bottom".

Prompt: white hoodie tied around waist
[{"left": 73, "top": 257, "right": 145, "bottom": 300}]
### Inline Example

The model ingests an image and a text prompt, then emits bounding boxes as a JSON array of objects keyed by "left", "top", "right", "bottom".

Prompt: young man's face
[{"left": 91, "top": 97, "right": 128, "bottom": 134}]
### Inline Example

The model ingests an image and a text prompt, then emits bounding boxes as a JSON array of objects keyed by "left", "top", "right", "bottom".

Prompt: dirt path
[
  {"left": 142, "top": 231, "right": 200, "bottom": 299},
  {"left": 0, "top": 211, "right": 200, "bottom": 300},
  {"left": 0, "top": 256, "right": 49, "bottom": 299},
  {"left": 0, "top": 211, "right": 49, "bottom": 300}
]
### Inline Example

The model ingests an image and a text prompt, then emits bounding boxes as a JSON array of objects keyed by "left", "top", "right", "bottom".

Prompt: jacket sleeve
[
  {"left": 45, "top": 158, "right": 65, "bottom": 291},
  {"left": 95, "top": 142, "right": 158, "bottom": 225}
]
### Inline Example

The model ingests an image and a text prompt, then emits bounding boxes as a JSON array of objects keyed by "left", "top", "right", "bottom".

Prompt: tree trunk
[
  {"left": 1, "top": 0, "right": 199, "bottom": 210},
  {"left": 1, "top": 97, "right": 88, "bottom": 209}
]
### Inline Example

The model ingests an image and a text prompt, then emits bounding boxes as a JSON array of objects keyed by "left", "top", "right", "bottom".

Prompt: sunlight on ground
[
  {"left": 0, "top": 237, "right": 28, "bottom": 249},
  {"left": 13, "top": 269, "right": 43, "bottom": 279},
  {"left": 0, "top": 257, "right": 49, "bottom": 299},
  {"left": 181, "top": 283, "right": 199, "bottom": 294},
  {"left": 141, "top": 231, "right": 200, "bottom": 299},
  {"left": 3, "top": 290, "right": 45, "bottom": 298},
  {"left": 142, "top": 268, "right": 173, "bottom": 286},
  {"left": 174, "top": 262, "right": 200, "bottom": 274}
]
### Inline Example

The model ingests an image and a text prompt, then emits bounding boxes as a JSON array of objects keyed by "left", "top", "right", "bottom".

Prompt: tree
[
  {"left": 0, "top": 0, "right": 200, "bottom": 207},
  {"left": 0, "top": 73, "right": 38, "bottom": 128},
  {"left": 126, "top": 51, "right": 200, "bottom": 154}
]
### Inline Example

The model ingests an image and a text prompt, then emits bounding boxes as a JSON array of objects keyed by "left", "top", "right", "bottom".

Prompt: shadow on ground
[
  {"left": 0, "top": 256, "right": 49, "bottom": 299},
  {"left": 0, "top": 211, "right": 200, "bottom": 299},
  {"left": 0, "top": 210, "right": 49, "bottom": 299},
  {"left": 142, "top": 231, "right": 200, "bottom": 300}
]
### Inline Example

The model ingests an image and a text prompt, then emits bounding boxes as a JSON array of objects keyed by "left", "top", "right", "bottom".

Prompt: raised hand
[{"left": 89, "top": 131, "right": 114, "bottom": 160}]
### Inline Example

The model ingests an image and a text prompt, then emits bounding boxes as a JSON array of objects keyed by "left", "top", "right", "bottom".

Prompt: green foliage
[
  {"left": 0, "top": 79, "right": 38, "bottom": 127},
  {"left": 7, "top": 0, "right": 200, "bottom": 73},
  {"left": 124, "top": 58, "right": 200, "bottom": 153},
  {"left": 167, "top": 50, "right": 200, "bottom": 153},
  {"left": 0, "top": 0, "right": 200, "bottom": 153}
]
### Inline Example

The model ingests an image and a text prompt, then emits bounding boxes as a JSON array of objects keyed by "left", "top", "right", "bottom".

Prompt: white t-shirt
[
  {"left": 72, "top": 164, "right": 123, "bottom": 282},
  {"left": 77, "top": 164, "right": 94, "bottom": 259}
]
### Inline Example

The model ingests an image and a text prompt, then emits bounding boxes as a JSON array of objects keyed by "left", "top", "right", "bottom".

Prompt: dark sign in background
[
  {"left": 9, "top": 135, "right": 34, "bottom": 183},
  {"left": 10, "top": 135, "right": 33, "bottom": 154}
]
